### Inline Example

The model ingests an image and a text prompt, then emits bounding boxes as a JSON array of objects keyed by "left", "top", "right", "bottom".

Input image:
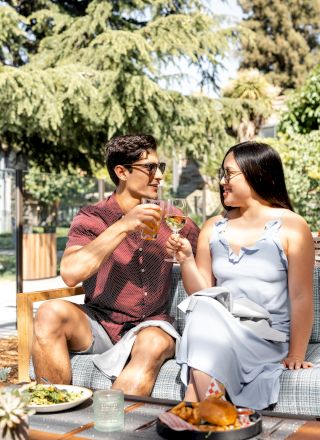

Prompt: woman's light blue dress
[{"left": 177, "top": 217, "right": 290, "bottom": 410}]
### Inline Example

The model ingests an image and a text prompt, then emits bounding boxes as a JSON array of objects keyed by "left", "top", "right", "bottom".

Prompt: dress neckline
[{"left": 215, "top": 217, "right": 283, "bottom": 264}]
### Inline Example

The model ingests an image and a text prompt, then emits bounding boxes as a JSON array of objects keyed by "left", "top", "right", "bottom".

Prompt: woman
[{"left": 167, "top": 141, "right": 314, "bottom": 410}]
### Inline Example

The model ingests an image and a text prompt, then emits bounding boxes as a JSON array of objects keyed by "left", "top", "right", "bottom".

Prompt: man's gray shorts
[{"left": 69, "top": 304, "right": 113, "bottom": 355}]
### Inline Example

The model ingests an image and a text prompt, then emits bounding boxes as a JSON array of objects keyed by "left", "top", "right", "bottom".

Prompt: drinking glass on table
[
  {"left": 164, "top": 198, "right": 188, "bottom": 263},
  {"left": 140, "top": 198, "right": 165, "bottom": 240},
  {"left": 93, "top": 389, "right": 124, "bottom": 432}
]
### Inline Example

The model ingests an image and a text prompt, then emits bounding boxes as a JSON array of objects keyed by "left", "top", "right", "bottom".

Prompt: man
[{"left": 32, "top": 134, "right": 199, "bottom": 395}]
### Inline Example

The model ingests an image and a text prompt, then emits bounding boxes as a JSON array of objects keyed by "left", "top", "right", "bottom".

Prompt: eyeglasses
[
  {"left": 123, "top": 162, "right": 166, "bottom": 175},
  {"left": 219, "top": 168, "right": 242, "bottom": 183}
]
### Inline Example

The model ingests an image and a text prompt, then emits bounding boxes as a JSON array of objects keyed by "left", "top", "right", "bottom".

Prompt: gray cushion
[
  {"left": 151, "top": 359, "right": 184, "bottom": 400},
  {"left": 71, "top": 354, "right": 113, "bottom": 390},
  {"left": 274, "top": 343, "right": 320, "bottom": 416},
  {"left": 167, "top": 264, "right": 188, "bottom": 335},
  {"left": 71, "top": 356, "right": 184, "bottom": 400},
  {"left": 310, "top": 266, "right": 320, "bottom": 342},
  {"left": 71, "top": 341, "right": 320, "bottom": 416}
]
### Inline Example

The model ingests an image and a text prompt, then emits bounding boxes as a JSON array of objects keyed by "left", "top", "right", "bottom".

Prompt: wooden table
[
  {"left": 28, "top": 394, "right": 320, "bottom": 440},
  {"left": 29, "top": 430, "right": 86, "bottom": 439},
  {"left": 29, "top": 394, "right": 175, "bottom": 439}
]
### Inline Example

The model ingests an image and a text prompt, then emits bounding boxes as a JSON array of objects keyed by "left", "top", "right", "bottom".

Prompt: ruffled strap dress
[{"left": 176, "top": 216, "right": 290, "bottom": 410}]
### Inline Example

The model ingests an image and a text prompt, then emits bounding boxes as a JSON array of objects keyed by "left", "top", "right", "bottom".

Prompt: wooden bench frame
[{"left": 17, "top": 286, "right": 84, "bottom": 382}]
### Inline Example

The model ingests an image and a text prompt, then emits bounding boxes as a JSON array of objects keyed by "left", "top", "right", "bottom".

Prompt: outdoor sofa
[{"left": 17, "top": 264, "right": 320, "bottom": 416}]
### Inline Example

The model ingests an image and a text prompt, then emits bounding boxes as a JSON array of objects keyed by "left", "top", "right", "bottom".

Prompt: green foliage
[
  {"left": 0, "top": 367, "right": 11, "bottom": 382},
  {"left": 56, "top": 226, "right": 70, "bottom": 237},
  {"left": 274, "top": 65, "right": 320, "bottom": 231},
  {"left": 24, "top": 167, "right": 95, "bottom": 205},
  {"left": 24, "top": 166, "right": 99, "bottom": 230},
  {"left": 0, "top": 0, "right": 236, "bottom": 173},
  {"left": 0, "top": 5, "right": 29, "bottom": 66},
  {"left": 0, "top": 233, "right": 14, "bottom": 250},
  {"left": 57, "top": 235, "right": 68, "bottom": 251},
  {"left": 221, "top": 69, "right": 279, "bottom": 142},
  {"left": 279, "top": 64, "right": 320, "bottom": 135},
  {"left": 0, "top": 254, "right": 15, "bottom": 278},
  {"left": 188, "top": 212, "right": 204, "bottom": 228},
  {"left": 262, "top": 132, "right": 320, "bottom": 231},
  {"left": 238, "top": 0, "right": 320, "bottom": 91}
]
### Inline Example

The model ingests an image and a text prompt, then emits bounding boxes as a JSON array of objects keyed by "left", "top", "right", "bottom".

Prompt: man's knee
[
  {"left": 133, "top": 328, "right": 175, "bottom": 363},
  {"left": 34, "top": 299, "right": 70, "bottom": 339}
]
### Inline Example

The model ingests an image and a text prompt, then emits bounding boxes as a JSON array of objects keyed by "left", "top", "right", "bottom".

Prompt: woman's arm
[{"left": 282, "top": 213, "right": 315, "bottom": 370}]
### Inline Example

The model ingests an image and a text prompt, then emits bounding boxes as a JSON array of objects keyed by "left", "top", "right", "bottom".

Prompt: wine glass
[{"left": 164, "top": 198, "right": 188, "bottom": 263}]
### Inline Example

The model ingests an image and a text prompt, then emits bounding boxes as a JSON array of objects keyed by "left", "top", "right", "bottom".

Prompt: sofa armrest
[{"left": 17, "top": 286, "right": 83, "bottom": 382}]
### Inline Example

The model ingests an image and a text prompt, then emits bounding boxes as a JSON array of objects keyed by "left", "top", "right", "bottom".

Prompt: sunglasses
[
  {"left": 123, "top": 162, "right": 166, "bottom": 175},
  {"left": 219, "top": 168, "right": 242, "bottom": 183}
]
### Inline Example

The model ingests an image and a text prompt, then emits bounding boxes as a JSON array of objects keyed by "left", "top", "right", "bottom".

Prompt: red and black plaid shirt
[{"left": 67, "top": 193, "right": 199, "bottom": 342}]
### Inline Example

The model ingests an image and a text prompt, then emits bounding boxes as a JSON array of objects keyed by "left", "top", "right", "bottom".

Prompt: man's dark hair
[
  {"left": 105, "top": 134, "right": 158, "bottom": 185},
  {"left": 220, "top": 141, "right": 294, "bottom": 211}
]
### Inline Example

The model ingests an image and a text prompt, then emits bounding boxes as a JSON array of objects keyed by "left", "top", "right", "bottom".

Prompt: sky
[
  {"left": 214, "top": 0, "right": 243, "bottom": 89},
  {"left": 159, "top": 0, "right": 243, "bottom": 97}
]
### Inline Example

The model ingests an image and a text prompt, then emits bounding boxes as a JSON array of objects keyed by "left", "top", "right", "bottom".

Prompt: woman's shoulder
[
  {"left": 199, "top": 214, "right": 226, "bottom": 242},
  {"left": 281, "top": 209, "right": 310, "bottom": 229},
  {"left": 278, "top": 210, "right": 314, "bottom": 264},
  {"left": 279, "top": 209, "right": 313, "bottom": 243},
  {"left": 264, "top": 207, "right": 307, "bottom": 227},
  {"left": 202, "top": 213, "right": 225, "bottom": 229}
]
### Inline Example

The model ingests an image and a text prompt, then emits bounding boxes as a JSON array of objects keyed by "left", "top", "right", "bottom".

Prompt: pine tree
[
  {"left": 238, "top": 0, "right": 320, "bottom": 91},
  {"left": 0, "top": 0, "right": 235, "bottom": 173}
]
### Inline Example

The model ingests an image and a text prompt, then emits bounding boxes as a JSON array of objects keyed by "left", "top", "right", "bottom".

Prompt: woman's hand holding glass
[
  {"left": 164, "top": 198, "right": 188, "bottom": 263},
  {"left": 166, "top": 234, "right": 193, "bottom": 264}
]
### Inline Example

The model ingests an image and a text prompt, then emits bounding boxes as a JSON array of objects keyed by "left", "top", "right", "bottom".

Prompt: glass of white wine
[{"left": 164, "top": 198, "right": 188, "bottom": 263}]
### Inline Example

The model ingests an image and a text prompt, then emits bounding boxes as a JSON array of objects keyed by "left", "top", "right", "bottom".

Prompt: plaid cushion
[
  {"left": 151, "top": 359, "right": 184, "bottom": 400},
  {"left": 70, "top": 342, "right": 320, "bottom": 415},
  {"left": 310, "top": 266, "right": 320, "bottom": 342},
  {"left": 71, "top": 355, "right": 113, "bottom": 390},
  {"left": 70, "top": 356, "right": 184, "bottom": 399},
  {"left": 167, "top": 264, "right": 188, "bottom": 335},
  {"left": 274, "top": 343, "right": 320, "bottom": 416}
]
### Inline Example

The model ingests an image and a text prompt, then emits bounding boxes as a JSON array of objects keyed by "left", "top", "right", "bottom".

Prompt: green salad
[{"left": 26, "top": 384, "right": 83, "bottom": 405}]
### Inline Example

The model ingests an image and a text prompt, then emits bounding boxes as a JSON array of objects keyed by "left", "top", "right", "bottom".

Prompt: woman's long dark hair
[{"left": 219, "top": 141, "right": 294, "bottom": 211}]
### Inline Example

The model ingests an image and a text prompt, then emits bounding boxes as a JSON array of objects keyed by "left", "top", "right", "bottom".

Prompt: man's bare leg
[
  {"left": 32, "top": 299, "right": 93, "bottom": 384},
  {"left": 112, "top": 327, "right": 175, "bottom": 396}
]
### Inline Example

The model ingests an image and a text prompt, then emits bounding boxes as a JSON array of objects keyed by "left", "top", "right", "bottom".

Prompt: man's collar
[{"left": 103, "top": 192, "right": 124, "bottom": 223}]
